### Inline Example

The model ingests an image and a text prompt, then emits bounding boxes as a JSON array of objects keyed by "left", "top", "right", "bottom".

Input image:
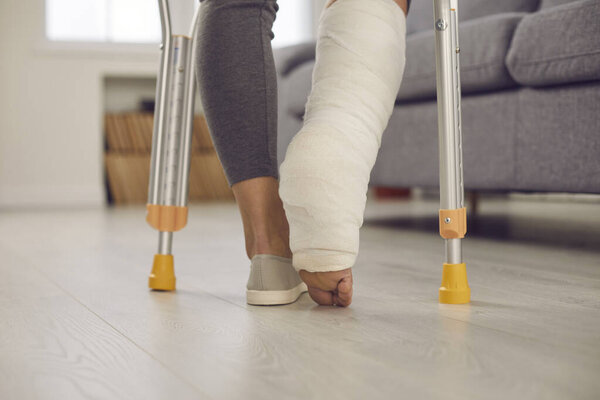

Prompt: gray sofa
[{"left": 274, "top": 0, "right": 600, "bottom": 194}]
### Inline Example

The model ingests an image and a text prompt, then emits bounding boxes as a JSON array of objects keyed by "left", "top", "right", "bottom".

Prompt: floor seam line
[{"left": 9, "top": 248, "right": 214, "bottom": 400}]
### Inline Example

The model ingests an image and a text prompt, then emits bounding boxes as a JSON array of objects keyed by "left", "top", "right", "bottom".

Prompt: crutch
[
  {"left": 433, "top": 0, "right": 470, "bottom": 303},
  {"left": 146, "top": 0, "right": 201, "bottom": 291}
]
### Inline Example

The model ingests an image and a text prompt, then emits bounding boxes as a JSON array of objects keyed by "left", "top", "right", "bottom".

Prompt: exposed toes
[
  {"left": 307, "top": 286, "right": 334, "bottom": 306},
  {"left": 334, "top": 276, "right": 353, "bottom": 307},
  {"left": 300, "top": 268, "right": 354, "bottom": 307}
]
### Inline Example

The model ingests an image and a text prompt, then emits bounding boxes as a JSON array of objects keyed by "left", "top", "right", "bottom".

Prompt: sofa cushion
[
  {"left": 458, "top": 0, "right": 541, "bottom": 20},
  {"left": 373, "top": 81, "right": 600, "bottom": 193},
  {"left": 540, "top": 0, "right": 580, "bottom": 8},
  {"left": 398, "top": 13, "right": 524, "bottom": 102},
  {"left": 506, "top": 0, "right": 600, "bottom": 87},
  {"left": 513, "top": 82, "right": 600, "bottom": 193},
  {"left": 373, "top": 90, "right": 520, "bottom": 190},
  {"left": 407, "top": 0, "right": 540, "bottom": 34}
]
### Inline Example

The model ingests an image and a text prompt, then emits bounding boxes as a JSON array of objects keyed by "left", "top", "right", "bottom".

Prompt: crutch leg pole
[
  {"left": 146, "top": 0, "right": 201, "bottom": 291},
  {"left": 433, "top": 0, "right": 470, "bottom": 304}
]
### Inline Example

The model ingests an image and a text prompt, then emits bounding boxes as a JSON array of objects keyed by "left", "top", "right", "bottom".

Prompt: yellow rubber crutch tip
[
  {"left": 439, "top": 263, "right": 470, "bottom": 304},
  {"left": 148, "top": 254, "right": 176, "bottom": 291}
]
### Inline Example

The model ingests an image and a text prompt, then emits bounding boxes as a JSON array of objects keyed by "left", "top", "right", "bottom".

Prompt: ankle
[
  {"left": 231, "top": 176, "right": 292, "bottom": 259},
  {"left": 249, "top": 232, "right": 292, "bottom": 259}
]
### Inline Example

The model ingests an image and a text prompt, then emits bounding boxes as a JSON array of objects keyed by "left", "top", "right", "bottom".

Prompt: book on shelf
[
  {"left": 104, "top": 112, "right": 230, "bottom": 204},
  {"left": 105, "top": 152, "right": 232, "bottom": 204},
  {"left": 104, "top": 112, "right": 213, "bottom": 153}
]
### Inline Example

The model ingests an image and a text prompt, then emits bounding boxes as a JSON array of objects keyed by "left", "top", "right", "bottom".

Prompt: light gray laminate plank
[
  {"left": 2, "top": 205, "right": 599, "bottom": 399},
  {"left": 0, "top": 245, "right": 465, "bottom": 399},
  {"left": 0, "top": 209, "right": 463, "bottom": 399},
  {"left": 174, "top": 204, "right": 600, "bottom": 356},
  {"left": 179, "top": 205, "right": 600, "bottom": 399},
  {"left": 182, "top": 247, "right": 600, "bottom": 400},
  {"left": 0, "top": 246, "right": 204, "bottom": 400},
  {"left": 357, "top": 227, "right": 600, "bottom": 351}
]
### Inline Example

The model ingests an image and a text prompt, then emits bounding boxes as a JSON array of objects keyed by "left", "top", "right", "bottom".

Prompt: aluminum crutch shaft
[
  {"left": 146, "top": 0, "right": 201, "bottom": 291},
  {"left": 434, "top": 0, "right": 470, "bottom": 304}
]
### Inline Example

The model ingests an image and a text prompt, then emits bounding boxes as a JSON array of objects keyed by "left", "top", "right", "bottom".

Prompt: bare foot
[{"left": 298, "top": 268, "right": 353, "bottom": 307}]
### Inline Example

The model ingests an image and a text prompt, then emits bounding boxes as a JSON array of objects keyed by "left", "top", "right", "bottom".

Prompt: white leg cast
[{"left": 279, "top": 0, "right": 407, "bottom": 273}]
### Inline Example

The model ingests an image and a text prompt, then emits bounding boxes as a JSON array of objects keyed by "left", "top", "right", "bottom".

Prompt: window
[
  {"left": 46, "top": 0, "right": 312, "bottom": 47},
  {"left": 272, "top": 1, "right": 313, "bottom": 48},
  {"left": 46, "top": 0, "right": 162, "bottom": 43}
]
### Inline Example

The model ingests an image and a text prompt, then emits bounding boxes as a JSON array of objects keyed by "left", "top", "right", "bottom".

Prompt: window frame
[{"left": 40, "top": 0, "right": 318, "bottom": 57}]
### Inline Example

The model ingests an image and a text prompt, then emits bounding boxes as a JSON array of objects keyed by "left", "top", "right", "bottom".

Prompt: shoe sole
[{"left": 246, "top": 282, "right": 308, "bottom": 306}]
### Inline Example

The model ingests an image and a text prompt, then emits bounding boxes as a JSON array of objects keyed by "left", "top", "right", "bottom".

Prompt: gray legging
[{"left": 195, "top": 0, "right": 410, "bottom": 186}]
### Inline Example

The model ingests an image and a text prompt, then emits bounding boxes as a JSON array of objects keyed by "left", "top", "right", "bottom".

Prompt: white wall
[
  {"left": 0, "top": 0, "right": 162, "bottom": 208},
  {"left": 0, "top": 0, "right": 324, "bottom": 209}
]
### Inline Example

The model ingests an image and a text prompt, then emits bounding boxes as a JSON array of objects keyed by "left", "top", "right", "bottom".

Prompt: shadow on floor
[{"left": 364, "top": 214, "right": 600, "bottom": 252}]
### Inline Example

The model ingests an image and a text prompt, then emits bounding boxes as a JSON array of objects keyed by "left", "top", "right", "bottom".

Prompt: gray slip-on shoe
[{"left": 246, "top": 254, "right": 308, "bottom": 305}]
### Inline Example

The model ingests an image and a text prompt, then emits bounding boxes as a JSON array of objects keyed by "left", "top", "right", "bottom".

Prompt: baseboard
[{"left": 0, "top": 184, "right": 105, "bottom": 208}]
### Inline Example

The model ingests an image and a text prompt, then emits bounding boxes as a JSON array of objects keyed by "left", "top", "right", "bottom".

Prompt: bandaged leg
[{"left": 279, "top": 0, "right": 407, "bottom": 273}]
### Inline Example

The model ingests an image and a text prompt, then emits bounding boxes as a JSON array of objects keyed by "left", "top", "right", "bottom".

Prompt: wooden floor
[{"left": 1, "top": 196, "right": 599, "bottom": 399}]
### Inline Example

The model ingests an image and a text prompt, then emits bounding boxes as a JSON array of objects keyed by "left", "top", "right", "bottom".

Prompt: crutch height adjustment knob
[
  {"left": 439, "top": 208, "right": 467, "bottom": 239},
  {"left": 435, "top": 19, "right": 447, "bottom": 31}
]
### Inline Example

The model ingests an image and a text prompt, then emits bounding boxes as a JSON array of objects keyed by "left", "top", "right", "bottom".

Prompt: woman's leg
[
  {"left": 196, "top": 0, "right": 290, "bottom": 260},
  {"left": 279, "top": 0, "right": 408, "bottom": 306},
  {"left": 231, "top": 177, "right": 291, "bottom": 260}
]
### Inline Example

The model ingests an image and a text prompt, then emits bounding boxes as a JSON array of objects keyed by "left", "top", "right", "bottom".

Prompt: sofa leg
[{"left": 467, "top": 191, "right": 480, "bottom": 216}]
